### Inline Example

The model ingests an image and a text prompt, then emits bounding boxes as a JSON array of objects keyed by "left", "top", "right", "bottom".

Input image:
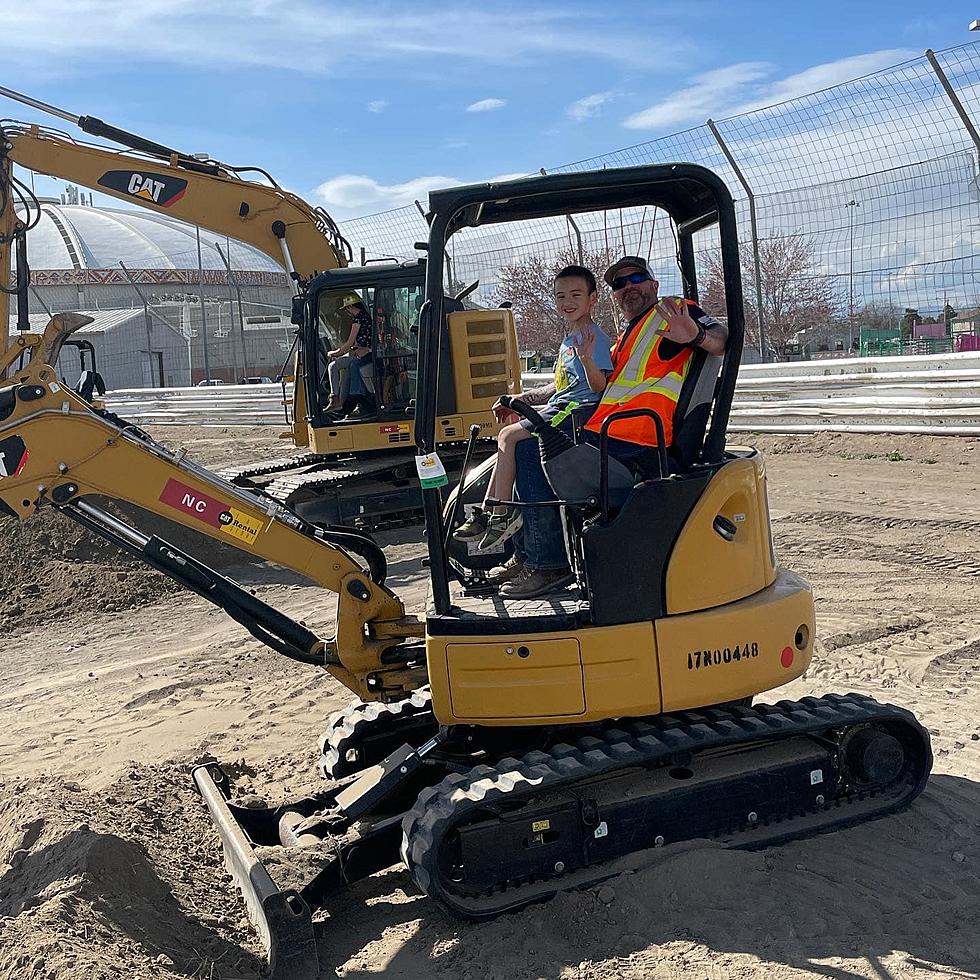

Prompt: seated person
[
  {"left": 327, "top": 296, "right": 374, "bottom": 415},
  {"left": 489, "top": 255, "right": 728, "bottom": 600},
  {"left": 453, "top": 265, "right": 613, "bottom": 552}
]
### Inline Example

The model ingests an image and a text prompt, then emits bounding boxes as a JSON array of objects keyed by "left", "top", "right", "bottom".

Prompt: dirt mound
[
  {"left": 0, "top": 509, "right": 177, "bottom": 632},
  {"left": 0, "top": 767, "right": 265, "bottom": 980}
]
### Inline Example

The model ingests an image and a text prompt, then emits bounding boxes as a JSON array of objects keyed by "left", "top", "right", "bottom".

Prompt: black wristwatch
[{"left": 690, "top": 323, "right": 707, "bottom": 348}]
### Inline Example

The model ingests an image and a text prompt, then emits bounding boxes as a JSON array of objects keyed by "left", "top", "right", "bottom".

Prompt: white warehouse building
[{"left": 10, "top": 193, "right": 296, "bottom": 387}]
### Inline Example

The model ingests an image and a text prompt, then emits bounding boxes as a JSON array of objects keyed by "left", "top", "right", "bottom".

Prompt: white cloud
[
  {"left": 467, "top": 98, "right": 506, "bottom": 113},
  {"left": 624, "top": 63, "right": 771, "bottom": 130},
  {"left": 314, "top": 169, "right": 532, "bottom": 218},
  {"left": 313, "top": 173, "right": 463, "bottom": 215},
  {"left": 366, "top": 100, "right": 389, "bottom": 113},
  {"left": 0, "top": 2, "right": 672, "bottom": 78},
  {"left": 567, "top": 91, "right": 614, "bottom": 122},
  {"left": 623, "top": 48, "right": 920, "bottom": 130},
  {"left": 733, "top": 48, "right": 920, "bottom": 114}
]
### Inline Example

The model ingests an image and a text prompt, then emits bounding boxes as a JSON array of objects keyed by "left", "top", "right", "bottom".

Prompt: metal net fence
[
  {"left": 11, "top": 41, "right": 980, "bottom": 384},
  {"left": 340, "top": 42, "right": 980, "bottom": 361}
]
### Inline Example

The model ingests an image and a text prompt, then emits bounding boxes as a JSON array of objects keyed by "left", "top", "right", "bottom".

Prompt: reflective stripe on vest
[{"left": 584, "top": 301, "right": 694, "bottom": 448}]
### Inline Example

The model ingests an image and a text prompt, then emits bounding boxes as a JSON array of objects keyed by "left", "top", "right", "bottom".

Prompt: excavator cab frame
[{"left": 416, "top": 164, "right": 744, "bottom": 614}]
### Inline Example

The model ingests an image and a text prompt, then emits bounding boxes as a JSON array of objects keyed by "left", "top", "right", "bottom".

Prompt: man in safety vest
[
  {"left": 580, "top": 255, "right": 728, "bottom": 474},
  {"left": 492, "top": 256, "right": 727, "bottom": 600}
]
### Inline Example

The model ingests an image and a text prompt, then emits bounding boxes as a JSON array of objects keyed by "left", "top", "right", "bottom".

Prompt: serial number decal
[{"left": 687, "top": 643, "right": 759, "bottom": 670}]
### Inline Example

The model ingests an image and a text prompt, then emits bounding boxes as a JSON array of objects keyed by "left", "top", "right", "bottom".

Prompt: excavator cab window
[{"left": 310, "top": 280, "right": 423, "bottom": 421}]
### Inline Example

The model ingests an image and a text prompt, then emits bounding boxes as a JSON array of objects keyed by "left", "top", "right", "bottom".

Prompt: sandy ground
[{"left": 1, "top": 424, "right": 979, "bottom": 980}]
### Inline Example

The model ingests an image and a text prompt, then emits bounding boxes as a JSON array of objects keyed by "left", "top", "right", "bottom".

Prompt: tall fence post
[
  {"left": 214, "top": 240, "right": 249, "bottom": 380},
  {"left": 566, "top": 215, "right": 585, "bottom": 265},
  {"left": 926, "top": 49, "right": 980, "bottom": 161},
  {"left": 707, "top": 118, "right": 767, "bottom": 359},
  {"left": 195, "top": 226, "right": 211, "bottom": 383},
  {"left": 118, "top": 261, "right": 191, "bottom": 386}
]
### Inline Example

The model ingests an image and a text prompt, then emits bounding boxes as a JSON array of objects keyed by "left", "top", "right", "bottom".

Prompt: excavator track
[
  {"left": 401, "top": 693, "right": 931, "bottom": 918},
  {"left": 319, "top": 688, "right": 436, "bottom": 779},
  {"left": 219, "top": 452, "right": 324, "bottom": 483}
]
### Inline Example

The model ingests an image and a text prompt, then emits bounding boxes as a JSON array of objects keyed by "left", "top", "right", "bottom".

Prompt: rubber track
[
  {"left": 401, "top": 693, "right": 931, "bottom": 918},
  {"left": 319, "top": 688, "right": 435, "bottom": 779},
  {"left": 219, "top": 452, "right": 323, "bottom": 482},
  {"left": 264, "top": 456, "right": 413, "bottom": 503}
]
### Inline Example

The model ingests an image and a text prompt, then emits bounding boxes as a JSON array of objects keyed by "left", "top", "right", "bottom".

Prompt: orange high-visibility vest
[{"left": 584, "top": 300, "right": 694, "bottom": 448}]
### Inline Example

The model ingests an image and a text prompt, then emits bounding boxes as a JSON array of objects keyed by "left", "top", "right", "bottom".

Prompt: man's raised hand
[{"left": 656, "top": 297, "right": 698, "bottom": 344}]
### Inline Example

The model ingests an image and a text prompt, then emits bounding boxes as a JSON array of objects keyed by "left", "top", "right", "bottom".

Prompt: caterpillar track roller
[{"left": 0, "top": 155, "right": 932, "bottom": 980}]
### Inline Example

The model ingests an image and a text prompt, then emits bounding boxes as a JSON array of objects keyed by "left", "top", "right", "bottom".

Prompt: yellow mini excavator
[
  {"left": 0, "top": 161, "right": 931, "bottom": 980},
  {"left": 0, "top": 85, "right": 520, "bottom": 527}
]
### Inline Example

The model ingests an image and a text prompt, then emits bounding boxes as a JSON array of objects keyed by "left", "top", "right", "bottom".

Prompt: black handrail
[{"left": 597, "top": 409, "right": 667, "bottom": 523}]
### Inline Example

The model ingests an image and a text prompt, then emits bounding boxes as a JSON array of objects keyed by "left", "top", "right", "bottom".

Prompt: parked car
[
  {"left": 196, "top": 379, "right": 226, "bottom": 386},
  {"left": 238, "top": 376, "right": 274, "bottom": 384}
]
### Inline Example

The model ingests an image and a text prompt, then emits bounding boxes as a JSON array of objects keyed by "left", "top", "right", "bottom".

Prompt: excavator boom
[{"left": 0, "top": 343, "right": 424, "bottom": 700}]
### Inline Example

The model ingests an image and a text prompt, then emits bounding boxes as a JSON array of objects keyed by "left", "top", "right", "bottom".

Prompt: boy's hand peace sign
[{"left": 572, "top": 325, "right": 596, "bottom": 360}]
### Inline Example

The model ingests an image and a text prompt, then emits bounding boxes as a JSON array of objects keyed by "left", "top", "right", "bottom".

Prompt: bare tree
[
  {"left": 496, "top": 247, "right": 621, "bottom": 354},
  {"left": 700, "top": 234, "right": 840, "bottom": 354}
]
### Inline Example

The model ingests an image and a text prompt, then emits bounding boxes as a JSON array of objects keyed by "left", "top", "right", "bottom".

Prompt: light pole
[{"left": 846, "top": 199, "right": 860, "bottom": 352}]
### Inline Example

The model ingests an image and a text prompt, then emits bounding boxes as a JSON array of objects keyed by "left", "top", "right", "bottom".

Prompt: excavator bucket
[{"left": 193, "top": 764, "right": 320, "bottom": 980}]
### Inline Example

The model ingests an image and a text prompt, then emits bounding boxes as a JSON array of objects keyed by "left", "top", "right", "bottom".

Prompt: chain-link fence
[
  {"left": 340, "top": 41, "right": 980, "bottom": 362},
  {"left": 17, "top": 229, "right": 295, "bottom": 389},
  {"left": 12, "top": 41, "right": 980, "bottom": 382}
]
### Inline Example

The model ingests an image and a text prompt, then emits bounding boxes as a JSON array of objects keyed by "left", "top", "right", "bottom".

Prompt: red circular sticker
[{"left": 780, "top": 646, "right": 794, "bottom": 668}]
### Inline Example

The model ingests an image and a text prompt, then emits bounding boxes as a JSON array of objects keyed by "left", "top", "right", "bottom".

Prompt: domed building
[{"left": 10, "top": 192, "right": 295, "bottom": 388}]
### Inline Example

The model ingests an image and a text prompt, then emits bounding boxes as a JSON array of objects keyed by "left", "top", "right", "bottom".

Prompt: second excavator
[{"left": 0, "top": 158, "right": 932, "bottom": 980}]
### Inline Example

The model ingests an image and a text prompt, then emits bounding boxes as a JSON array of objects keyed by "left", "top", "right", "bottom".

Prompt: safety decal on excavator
[
  {"left": 0, "top": 437, "right": 29, "bottom": 480},
  {"left": 158, "top": 478, "right": 262, "bottom": 544},
  {"left": 97, "top": 170, "right": 188, "bottom": 208}
]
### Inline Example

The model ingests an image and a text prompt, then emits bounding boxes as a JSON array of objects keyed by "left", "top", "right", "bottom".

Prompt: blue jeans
[{"left": 513, "top": 438, "right": 569, "bottom": 571}]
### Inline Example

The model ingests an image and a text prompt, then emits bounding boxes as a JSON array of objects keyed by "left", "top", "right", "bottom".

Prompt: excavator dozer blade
[{"left": 192, "top": 763, "right": 319, "bottom": 980}]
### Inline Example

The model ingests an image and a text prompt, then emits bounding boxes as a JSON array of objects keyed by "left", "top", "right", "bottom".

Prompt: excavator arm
[
  {"left": 0, "top": 348, "right": 425, "bottom": 701},
  {"left": 1, "top": 86, "right": 350, "bottom": 449}
]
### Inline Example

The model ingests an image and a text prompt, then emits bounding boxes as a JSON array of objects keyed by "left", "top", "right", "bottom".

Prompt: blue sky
[{"left": 2, "top": 1, "right": 979, "bottom": 219}]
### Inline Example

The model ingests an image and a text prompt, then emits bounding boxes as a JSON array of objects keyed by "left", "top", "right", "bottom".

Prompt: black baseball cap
[{"left": 603, "top": 255, "right": 653, "bottom": 287}]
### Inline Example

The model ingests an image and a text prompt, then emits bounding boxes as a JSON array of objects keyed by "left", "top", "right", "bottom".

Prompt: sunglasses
[{"left": 610, "top": 271, "right": 651, "bottom": 291}]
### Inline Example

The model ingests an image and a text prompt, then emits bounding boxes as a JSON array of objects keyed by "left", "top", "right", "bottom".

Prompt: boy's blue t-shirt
[{"left": 549, "top": 323, "right": 614, "bottom": 407}]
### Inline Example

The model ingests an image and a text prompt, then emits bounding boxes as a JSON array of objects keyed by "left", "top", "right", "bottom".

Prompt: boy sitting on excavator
[{"left": 453, "top": 264, "right": 614, "bottom": 552}]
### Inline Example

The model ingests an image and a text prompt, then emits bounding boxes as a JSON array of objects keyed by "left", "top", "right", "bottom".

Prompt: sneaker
[
  {"left": 452, "top": 505, "right": 489, "bottom": 542},
  {"left": 477, "top": 505, "right": 523, "bottom": 551},
  {"left": 499, "top": 566, "right": 574, "bottom": 599},
  {"left": 486, "top": 554, "right": 525, "bottom": 585}
]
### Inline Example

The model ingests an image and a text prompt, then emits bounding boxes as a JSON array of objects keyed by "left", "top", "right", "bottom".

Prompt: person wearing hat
[
  {"left": 490, "top": 255, "right": 727, "bottom": 600},
  {"left": 580, "top": 256, "right": 727, "bottom": 470},
  {"left": 326, "top": 295, "right": 375, "bottom": 416}
]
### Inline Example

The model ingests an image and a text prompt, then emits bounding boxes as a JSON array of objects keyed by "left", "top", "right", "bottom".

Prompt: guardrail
[{"left": 104, "top": 353, "right": 980, "bottom": 435}]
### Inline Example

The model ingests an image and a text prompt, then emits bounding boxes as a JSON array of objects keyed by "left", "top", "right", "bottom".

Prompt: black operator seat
[{"left": 579, "top": 349, "right": 725, "bottom": 627}]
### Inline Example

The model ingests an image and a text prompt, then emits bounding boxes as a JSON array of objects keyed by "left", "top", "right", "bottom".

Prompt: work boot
[
  {"left": 452, "top": 505, "right": 489, "bottom": 542},
  {"left": 499, "top": 566, "right": 574, "bottom": 599},
  {"left": 477, "top": 505, "right": 522, "bottom": 552},
  {"left": 486, "top": 554, "right": 525, "bottom": 586}
]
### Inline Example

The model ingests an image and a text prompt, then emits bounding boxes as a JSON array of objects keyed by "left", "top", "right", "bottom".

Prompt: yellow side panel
[
  {"left": 447, "top": 638, "right": 585, "bottom": 719},
  {"left": 666, "top": 454, "right": 775, "bottom": 614},
  {"left": 313, "top": 426, "right": 355, "bottom": 452},
  {"left": 656, "top": 566, "right": 815, "bottom": 712},
  {"left": 429, "top": 622, "right": 659, "bottom": 725},
  {"left": 448, "top": 309, "right": 521, "bottom": 414}
]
